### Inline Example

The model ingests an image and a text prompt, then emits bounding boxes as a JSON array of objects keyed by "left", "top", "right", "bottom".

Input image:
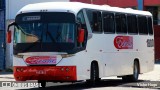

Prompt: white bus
[{"left": 7, "top": 2, "right": 154, "bottom": 87}]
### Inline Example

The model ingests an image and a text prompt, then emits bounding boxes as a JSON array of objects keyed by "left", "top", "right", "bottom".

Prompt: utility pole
[{"left": 137, "top": 0, "right": 144, "bottom": 10}]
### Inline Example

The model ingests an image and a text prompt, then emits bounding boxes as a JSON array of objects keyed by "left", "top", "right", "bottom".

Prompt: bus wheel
[
  {"left": 38, "top": 80, "right": 46, "bottom": 88},
  {"left": 90, "top": 62, "right": 99, "bottom": 85},
  {"left": 122, "top": 61, "right": 139, "bottom": 82}
]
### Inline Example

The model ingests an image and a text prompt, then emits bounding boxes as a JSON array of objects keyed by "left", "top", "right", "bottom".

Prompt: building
[
  {"left": 1, "top": 0, "right": 160, "bottom": 70},
  {"left": 0, "top": 0, "right": 5, "bottom": 70}
]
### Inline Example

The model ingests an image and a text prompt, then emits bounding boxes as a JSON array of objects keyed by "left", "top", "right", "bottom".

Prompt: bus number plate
[{"left": 36, "top": 70, "right": 46, "bottom": 74}]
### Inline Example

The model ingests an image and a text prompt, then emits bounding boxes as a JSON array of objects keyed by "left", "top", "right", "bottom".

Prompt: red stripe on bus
[{"left": 13, "top": 66, "right": 77, "bottom": 81}]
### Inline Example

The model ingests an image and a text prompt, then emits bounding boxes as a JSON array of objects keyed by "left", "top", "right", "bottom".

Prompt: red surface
[
  {"left": 154, "top": 25, "right": 160, "bottom": 37},
  {"left": 14, "top": 66, "right": 77, "bottom": 81},
  {"left": 154, "top": 25, "right": 160, "bottom": 60},
  {"left": 107, "top": 0, "right": 137, "bottom": 7},
  {"left": 78, "top": 29, "right": 85, "bottom": 43},
  {"left": 7, "top": 31, "right": 11, "bottom": 43},
  {"left": 70, "top": 0, "right": 137, "bottom": 7},
  {"left": 70, "top": 0, "right": 160, "bottom": 7},
  {"left": 145, "top": 0, "right": 160, "bottom": 6}
]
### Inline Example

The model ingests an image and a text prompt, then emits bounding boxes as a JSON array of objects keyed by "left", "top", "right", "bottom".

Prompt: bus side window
[
  {"left": 127, "top": 14, "right": 138, "bottom": 34},
  {"left": 103, "top": 12, "right": 115, "bottom": 33},
  {"left": 77, "top": 10, "right": 87, "bottom": 48},
  {"left": 77, "top": 11, "right": 86, "bottom": 29},
  {"left": 86, "top": 9, "right": 102, "bottom": 33},
  {"left": 138, "top": 16, "right": 148, "bottom": 35},
  {"left": 115, "top": 13, "right": 127, "bottom": 34},
  {"left": 148, "top": 17, "right": 153, "bottom": 35}
]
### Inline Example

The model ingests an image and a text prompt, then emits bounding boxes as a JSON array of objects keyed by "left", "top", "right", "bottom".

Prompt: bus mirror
[
  {"left": 7, "top": 31, "right": 11, "bottom": 43},
  {"left": 78, "top": 29, "right": 85, "bottom": 43},
  {"left": 7, "top": 22, "right": 16, "bottom": 43}
]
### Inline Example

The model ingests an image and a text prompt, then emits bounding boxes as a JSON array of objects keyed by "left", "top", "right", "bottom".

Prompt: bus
[{"left": 7, "top": 2, "right": 154, "bottom": 87}]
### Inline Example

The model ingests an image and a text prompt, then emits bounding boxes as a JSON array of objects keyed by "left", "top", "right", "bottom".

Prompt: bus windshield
[
  {"left": 13, "top": 12, "right": 76, "bottom": 54},
  {"left": 14, "top": 23, "right": 75, "bottom": 43}
]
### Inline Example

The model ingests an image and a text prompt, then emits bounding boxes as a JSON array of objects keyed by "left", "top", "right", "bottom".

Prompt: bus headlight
[
  {"left": 66, "top": 68, "right": 69, "bottom": 72},
  {"left": 61, "top": 68, "right": 64, "bottom": 71},
  {"left": 15, "top": 55, "right": 23, "bottom": 58},
  {"left": 61, "top": 54, "right": 74, "bottom": 58},
  {"left": 16, "top": 68, "right": 24, "bottom": 72}
]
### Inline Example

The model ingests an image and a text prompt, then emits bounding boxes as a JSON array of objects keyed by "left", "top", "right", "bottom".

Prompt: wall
[
  {"left": 70, "top": 0, "right": 137, "bottom": 7},
  {"left": 154, "top": 25, "right": 160, "bottom": 60},
  {"left": 5, "top": 19, "right": 14, "bottom": 69},
  {"left": 158, "top": 7, "right": 160, "bottom": 25},
  {"left": 0, "top": 11, "right": 5, "bottom": 69},
  {"left": 0, "top": 0, "right": 5, "bottom": 70},
  {"left": 145, "top": 0, "right": 160, "bottom": 6}
]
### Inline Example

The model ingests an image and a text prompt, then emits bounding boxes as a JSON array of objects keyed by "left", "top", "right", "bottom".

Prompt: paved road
[
  {"left": 0, "top": 80, "right": 159, "bottom": 90},
  {"left": 0, "top": 62, "right": 160, "bottom": 90}
]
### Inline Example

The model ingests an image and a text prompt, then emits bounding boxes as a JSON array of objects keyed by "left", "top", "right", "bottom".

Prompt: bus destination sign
[{"left": 22, "top": 16, "right": 41, "bottom": 21}]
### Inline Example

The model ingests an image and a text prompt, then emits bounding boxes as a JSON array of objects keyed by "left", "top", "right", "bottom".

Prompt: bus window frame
[
  {"left": 102, "top": 11, "right": 116, "bottom": 34},
  {"left": 137, "top": 15, "right": 149, "bottom": 35},
  {"left": 147, "top": 16, "right": 154, "bottom": 35},
  {"left": 76, "top": 9, "right": 88, "bottom": 49},
  {"left": 85, "top": 9, "right": 103, "bottom": 34},
  {"left": 115, "top": 13, "right": 128, "bottom": 34},
  {"left": 127, "top": 14, "right": 138, "bottom": 35}
]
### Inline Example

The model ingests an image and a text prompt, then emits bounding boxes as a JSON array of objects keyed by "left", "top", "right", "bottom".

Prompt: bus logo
[
  {"left": 25, "top": 56, "right": 57, "bottom": 65},
  {"left": 114, "top": 36, "right": 133, "bottom": 49}
]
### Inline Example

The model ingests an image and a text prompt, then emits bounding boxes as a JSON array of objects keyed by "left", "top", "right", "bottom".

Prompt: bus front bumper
[{"left": 13, "top": 66, "right": 77, "bottom": 81}]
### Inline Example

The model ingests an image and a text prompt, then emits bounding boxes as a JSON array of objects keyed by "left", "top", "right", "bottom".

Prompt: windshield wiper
[
  {"left": 56, "top": 30, "right": 62, "bottom": 41},
  {"left": 22, "top": 24, "right": 62, "bottom": 52},
  {"left": 46, "top": 30, "right": 56, "bottom": 43},
  {"left": 46, "top": 26, "right": 62, "bottom": 51}
]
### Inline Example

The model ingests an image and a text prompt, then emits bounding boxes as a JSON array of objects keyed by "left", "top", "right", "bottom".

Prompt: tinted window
[
  {"left": 127, "top": 14, "right": 138, "bottom": 34},
  {"left": 115, "top": 13, "right": 127, "bottom": 33},
  {"left": 86, "top": 10, "right": 102, "bottom": 33},
  {"left": 103, "top": 12, "right": 115, "bottom": 33},
  {"left": 77, "top": 10, "right": 87, "bottom": 47},
  {"left": 77, "top": 10, "right": 87, "bottom": 30},
  {"left": 14, "top": 12, "right": 76, "bottom": 54},
  {"left": 16, "top": 12, "right": 75, "bottom": 23},
  {"left": 138, "top": 16, "right": 148, "bottom": 34},
  {"left": 148, "top": 17, "right": 153, "bottom": 35}
]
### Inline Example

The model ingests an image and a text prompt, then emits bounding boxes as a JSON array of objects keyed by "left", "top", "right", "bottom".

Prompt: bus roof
[{"left": 17, "top": 2, "right": 152, "bottom": 16}]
